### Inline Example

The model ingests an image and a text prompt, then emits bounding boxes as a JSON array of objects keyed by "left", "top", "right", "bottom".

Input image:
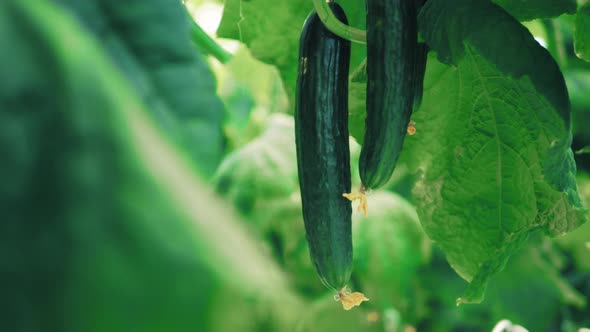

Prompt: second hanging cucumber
[{"left": 359, "top": 0, "right": 419, "bottom": 189}]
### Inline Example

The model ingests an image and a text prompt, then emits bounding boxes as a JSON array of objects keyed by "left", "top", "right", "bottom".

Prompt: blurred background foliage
[{"left": 1, "top": 0, "right": 589, "bottom": 331}]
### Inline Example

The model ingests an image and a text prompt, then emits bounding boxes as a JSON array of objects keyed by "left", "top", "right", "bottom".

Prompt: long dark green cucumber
[
  {"left": 295, "top": 3, "right": 352, "bottom": 291},
  {"left": 359, "top": 0, "right": 419, "bottom": 189}
]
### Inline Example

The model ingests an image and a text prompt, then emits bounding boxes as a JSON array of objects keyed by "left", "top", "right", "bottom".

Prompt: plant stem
[
  {"left": 312, "top": 0, "right": 366, "bottom": 44},
  {"left": 185, "top": 6, "right": 232, "bottom": 63}
]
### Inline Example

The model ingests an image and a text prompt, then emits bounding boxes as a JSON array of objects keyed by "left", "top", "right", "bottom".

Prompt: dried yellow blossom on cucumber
[
  {"left": 334, "top": 286, "right": 369, "bottom": 310},
  {"left": 343, "top": 184, "right": 368, "bottom": 217}
]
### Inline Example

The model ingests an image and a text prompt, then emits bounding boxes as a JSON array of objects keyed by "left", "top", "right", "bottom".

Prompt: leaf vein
[{"left": 466, "top": 47, "right": 505, "bottom": 234}]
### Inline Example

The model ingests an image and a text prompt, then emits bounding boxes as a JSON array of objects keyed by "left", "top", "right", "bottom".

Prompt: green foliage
[
  {"left": 492, "top": 0, "right": 577, "bottom": 21},
  {"left": 214, "top": 114, "right": 320, "bottom": 293},
  {"left": 217, "top": 0, "right": 312, "bottom": 101},
  {"left": 555, "top": 174, "right": 590, "bottom": 270},
  {"left": 353, "top": 192, "right": 431, "bottom": 318},
  {"left": 215, "top": 115, "right": 299, "bottom": 215},
  {"left": 217, "top": 0, "right": 366, "bottom": 104},
  {"left": 566, "top": 69, "right": 590, "bottom": 111},
  {"left": 482, "top": 241, "right": 586, "bottom": 330},
  {"left": 2, "top": 1, "right": 301, "bottom": 331},
  {"left": 565, "top": 69, "right": 590, "bottom": 142},
  {"left": 214, "top": 46, "right": 289, "bottom": 151},
  {"left": 419, "top": 241, "right": 586, "bottom": 331},
  {"left": 575, "top": 2, "right": 590, "bottom": 62},
  {"left": 399, "top": 0, "right": 588, "bottom": 303},
  {"left": 294, "top": 294, "right": 382, "bottom": 332}
]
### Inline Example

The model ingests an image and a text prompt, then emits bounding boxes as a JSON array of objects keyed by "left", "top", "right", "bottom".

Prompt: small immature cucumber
[
  {"left": 360, "top": 0, "right": 419, "bottom": 189},
  {"left": 295, "top": 3, "right": 352, "bottom": 291}
]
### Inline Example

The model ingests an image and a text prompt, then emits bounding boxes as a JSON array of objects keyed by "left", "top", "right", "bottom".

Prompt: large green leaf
[
  {"left": 401, "top": 0, "right": 588, "bottom": 304},
  {"left": 575, "top": 2, "right": 590, "bottom": 62},
  {"left": 52, "top": 0, "right": 225, "bottom": 177},
  {"left": 492, "top": 0, "right": 576, "bottom": 21},
  {"left": 217, "top": 0, "right": 366, "bottom": 105}
]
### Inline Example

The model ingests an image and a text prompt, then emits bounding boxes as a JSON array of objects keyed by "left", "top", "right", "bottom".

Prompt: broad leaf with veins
[
  {"left": 492, "top": 0, "right": 576, "bottom": 21},
  {"left": 402, "top": 0, "right": 588, "bottom": 303}
]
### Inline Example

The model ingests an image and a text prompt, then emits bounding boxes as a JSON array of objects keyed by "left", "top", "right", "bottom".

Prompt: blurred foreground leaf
[
  {"left": 53, "top": 0, "right": 226, "bottom": 177},
  {"left": 0, "top": 1, "right": 302, "bottom": 331}
]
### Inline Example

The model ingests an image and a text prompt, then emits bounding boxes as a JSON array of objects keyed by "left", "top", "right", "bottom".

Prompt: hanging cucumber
[
  {"left": 296, "top": 2, "right": 351, "bottom": 291},
  {"left": 358, "top": 0, "right": 419, "bottom": 190},
  {"left": 295, "top": 2, "right": 367, "bottom": 309}
]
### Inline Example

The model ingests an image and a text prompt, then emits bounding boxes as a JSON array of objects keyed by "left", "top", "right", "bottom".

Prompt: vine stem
[
  {"left": 184, "top": 5, "right": 232, "bottom": 63},
  {"left": 312, "top": 0, "right": 366, "bottom": 44}
]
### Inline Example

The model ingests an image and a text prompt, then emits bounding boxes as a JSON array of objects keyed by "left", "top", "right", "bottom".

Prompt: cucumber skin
[
  {"left": 295, "top": 3, "right": 352, "bottom": 291},
  {"left": 360, "top": 0, "right": 419, "bottom": 189}
]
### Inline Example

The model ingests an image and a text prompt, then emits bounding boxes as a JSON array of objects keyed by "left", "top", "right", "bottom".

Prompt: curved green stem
[
  {"left": 185, "top": 6, "right": 232, "bottom": 63},
  {"left": 312, "top": 0, "right": 366, "bottom": 44}
]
